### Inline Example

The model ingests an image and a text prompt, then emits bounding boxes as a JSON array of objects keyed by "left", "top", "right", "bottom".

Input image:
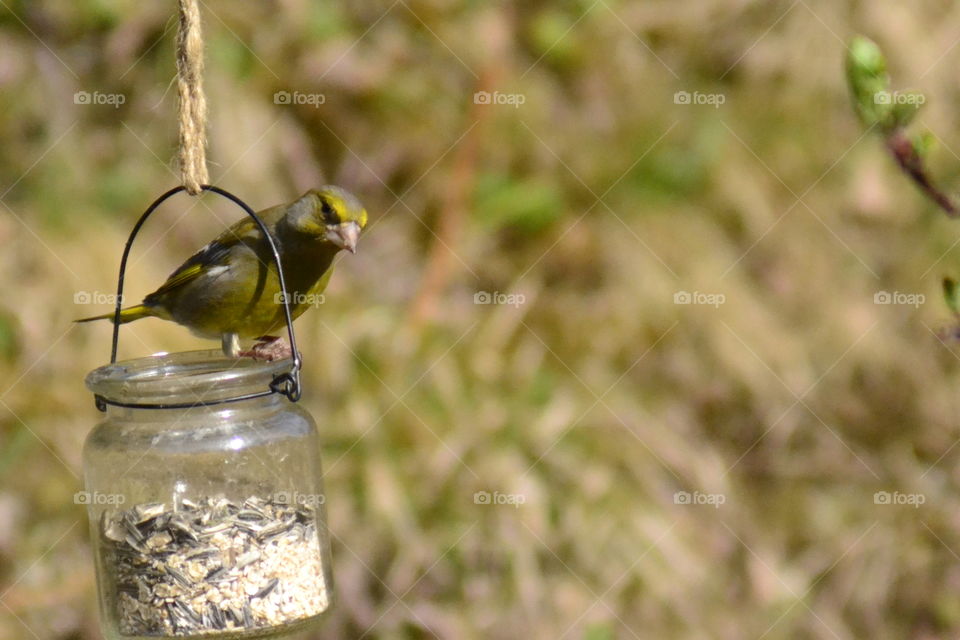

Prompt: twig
[{"left": 886, "top": 128, "right": 958, "bottom": 217}]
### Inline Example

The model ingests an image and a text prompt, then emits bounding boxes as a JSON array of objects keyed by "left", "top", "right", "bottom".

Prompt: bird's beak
[{"left": 327, "top": 221, "right": 361, "bottom": 253}]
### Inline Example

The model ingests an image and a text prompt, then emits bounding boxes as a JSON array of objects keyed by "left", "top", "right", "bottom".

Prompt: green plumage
[{"left": 76, "top": 186, "right": 367, "bottom": 354}]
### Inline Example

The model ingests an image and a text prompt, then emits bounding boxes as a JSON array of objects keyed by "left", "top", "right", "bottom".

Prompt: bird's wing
[{"left": 145, "top": 218, "right": 264, "bottom": 302}]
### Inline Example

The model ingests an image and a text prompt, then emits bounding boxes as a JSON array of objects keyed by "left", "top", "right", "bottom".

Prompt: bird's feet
[{"left": 239, "top": 336, "right": 293, "bottom": 362}]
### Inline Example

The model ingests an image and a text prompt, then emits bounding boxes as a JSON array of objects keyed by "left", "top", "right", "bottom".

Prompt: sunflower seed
[
  {"left": 101, "top": 495, "right": 329, "bottom": 636},
  {"left": 251, "top": 577, "right": 278, "bottom": 599}
]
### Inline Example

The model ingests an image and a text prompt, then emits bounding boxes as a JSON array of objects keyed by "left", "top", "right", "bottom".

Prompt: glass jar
[{"left": 82, "top": 350, "right": 333, "bottom": 639}]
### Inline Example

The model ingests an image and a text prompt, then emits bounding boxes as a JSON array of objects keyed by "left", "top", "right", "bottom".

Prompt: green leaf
[
  {"left": 890, "top": 90, "right": 926, "bottom": 128},
  {"left": 848, "top": 36, "right": 887, "bottom": 77},
  {"left": 845, "top": 36, "right": 893, "bottom": 131}
]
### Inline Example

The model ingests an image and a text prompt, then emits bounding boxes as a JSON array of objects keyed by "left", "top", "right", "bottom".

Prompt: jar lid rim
[{"left": 86, "top": 350, "right": 294, "bottom": 406}]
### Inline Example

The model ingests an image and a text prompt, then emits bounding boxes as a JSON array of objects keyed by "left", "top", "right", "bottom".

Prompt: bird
[{"left": 77, "top": 186, "right": 367, "bottom": 359}]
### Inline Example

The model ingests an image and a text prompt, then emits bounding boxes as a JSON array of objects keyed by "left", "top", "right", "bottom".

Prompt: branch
[
  {"left": 846, "top": 35, "right": 957, "bottom": 216},
  {"left": 886, "top": 128, "right": 958, "bottom": 217}
]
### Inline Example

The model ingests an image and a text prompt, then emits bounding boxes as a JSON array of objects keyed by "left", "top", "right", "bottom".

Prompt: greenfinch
[{"left": 77, "top": 186, "right": 367, "bottom": 358}]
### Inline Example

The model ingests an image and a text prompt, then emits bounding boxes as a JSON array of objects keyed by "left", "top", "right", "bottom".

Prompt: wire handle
[{"left": 94, "top": 185, "right": 302, "bottom": 411}]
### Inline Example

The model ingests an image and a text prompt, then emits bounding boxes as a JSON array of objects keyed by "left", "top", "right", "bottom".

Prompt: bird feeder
[{"left": 81, "top": 186, "right": 333, "bottom": 638}]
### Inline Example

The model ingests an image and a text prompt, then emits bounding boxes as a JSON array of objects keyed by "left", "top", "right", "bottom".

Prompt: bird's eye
[{"left": 320, "top": 199, "right": 340, "bottom": 225}]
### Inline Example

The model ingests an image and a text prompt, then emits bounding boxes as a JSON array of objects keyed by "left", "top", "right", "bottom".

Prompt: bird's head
[{"left": 287, "top": 185, "right": 367, "bottom": 253}]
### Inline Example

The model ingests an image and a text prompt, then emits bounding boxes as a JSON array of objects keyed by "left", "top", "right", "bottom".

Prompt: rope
[{"left": 175, "top": 0, "right": 208, "bottom": 195}]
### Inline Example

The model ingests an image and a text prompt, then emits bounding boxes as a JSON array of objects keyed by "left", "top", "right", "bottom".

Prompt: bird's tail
[{"left": 74, "top": 305, "right": 154, "bottom": 325}]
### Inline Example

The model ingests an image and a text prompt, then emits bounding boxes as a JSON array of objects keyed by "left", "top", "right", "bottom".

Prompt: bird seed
[{"left": 99, "top": 495, "right": 328, "bottom": 637}]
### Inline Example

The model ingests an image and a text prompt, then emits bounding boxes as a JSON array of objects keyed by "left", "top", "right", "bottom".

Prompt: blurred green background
[{"left": 4, "top": 1, "right": 960, "bottom": 638}]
